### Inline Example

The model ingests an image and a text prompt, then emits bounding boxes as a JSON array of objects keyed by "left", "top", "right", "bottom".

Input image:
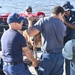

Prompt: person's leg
[
  {"left": 38, "top": 53, "right": 57, "bottom": 75},
  {"left": 8, "top": 62, "right": 32, "bottom": 75},
  {"left": 51, "top": 52, "right": 64, "bottom": 75},
  {"left": 70, "top": 62, "right": 75, "bottom": 75},
  {"left": 65, "top": 59, "right": 70, "bottom": 75}
]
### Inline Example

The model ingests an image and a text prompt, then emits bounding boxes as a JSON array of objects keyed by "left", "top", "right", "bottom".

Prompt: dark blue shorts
[{"left": 3, "top": 62, "right": 32, "bottom": 75}]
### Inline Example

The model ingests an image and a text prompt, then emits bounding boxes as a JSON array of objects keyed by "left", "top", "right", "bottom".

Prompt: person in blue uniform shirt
[
  {"left": 62, "top": 1, "right": 75, "bottom": 75},
  {"left": 26, "top": 6, "right": 66, "bottom": 75},
  {"left": 1, "top": 13, "right": 38, "bottom": 75}
]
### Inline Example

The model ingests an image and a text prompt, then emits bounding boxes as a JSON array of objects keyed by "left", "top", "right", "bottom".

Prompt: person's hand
[
  {"left": 27, "top": 16, "right": 37, "bottom": 28},
  {"left": 62, "top": 18, "right": 66, "bottom": 24},
  {"left": 27, "top": 16, "right": 36, "bottom": 22},
  {"left": 32, "top": 58, "right": 38, "bottom": 67}
]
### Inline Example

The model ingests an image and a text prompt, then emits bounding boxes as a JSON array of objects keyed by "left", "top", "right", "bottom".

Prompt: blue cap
[
  {"left": 62, "top": 1, "right": 74, "bottom": 11},
  {"left": 7, "top": 13, "right": 24, "bottom": 24}
]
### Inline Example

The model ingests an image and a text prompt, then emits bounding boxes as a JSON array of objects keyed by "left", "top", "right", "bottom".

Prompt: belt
[
  {"left": 45, "top": 50, "right": 60, "bottom": 54},
  {"left": 4, "top": 61, "right": 22, "bottom": 65},
  {"left": 46, "top": 50, "right": 55, "bottom": 54}
]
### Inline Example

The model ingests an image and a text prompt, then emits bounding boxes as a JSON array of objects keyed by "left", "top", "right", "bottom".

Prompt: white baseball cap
[{"left": 62, "top": 40, "right": 73, "bottom": 60}]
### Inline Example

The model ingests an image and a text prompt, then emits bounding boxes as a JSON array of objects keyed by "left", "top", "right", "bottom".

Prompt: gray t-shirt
[{"left": 33, "top": 17, "right": 66, "bottom": 53}]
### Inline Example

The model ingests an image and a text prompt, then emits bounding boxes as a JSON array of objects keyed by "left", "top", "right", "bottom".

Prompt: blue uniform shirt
[
  {"left": 1, "top": 29, "right": 27, "bottom": 62},
  {"left": 64, "top": 11, "right": 75, "bottom": 39},
  {"left": 33, "top": 17, "right": 66, "bottom": 53}
]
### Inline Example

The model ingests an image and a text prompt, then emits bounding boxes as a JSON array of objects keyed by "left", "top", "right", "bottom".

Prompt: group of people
[
  {"left": 1, "top": 1, "right": 75, "bottom": 75},
  {"left": 62, "top": 1, "right": 75, "bottom": 75}
]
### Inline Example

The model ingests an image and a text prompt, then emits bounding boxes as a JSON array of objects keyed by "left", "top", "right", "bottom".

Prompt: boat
[{"left": 0, "top": 11, "right": 45, "bottom": 25}]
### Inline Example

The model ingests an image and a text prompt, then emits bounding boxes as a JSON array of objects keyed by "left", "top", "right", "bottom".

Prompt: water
[{"left": 0, "top": 0, "right": 75, "bottom": 16}]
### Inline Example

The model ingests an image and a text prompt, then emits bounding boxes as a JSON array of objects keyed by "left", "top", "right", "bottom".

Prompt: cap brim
[
  {"left": 18, "top": 17, "right": 25, "bottom": 23},
  {"left": 63, "top": 8, "right": 70, "bottom": 11}
]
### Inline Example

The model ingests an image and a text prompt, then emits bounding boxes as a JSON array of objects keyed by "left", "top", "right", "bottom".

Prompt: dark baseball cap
[
  {"left": 25, "top": 6, "right": 32, "bottom": 11},
  {"left": 62, "top": 1, "right": 74, "bottom": 11},
  {"left": 7, "top": 13, "right": 24, "bottom": 24}
]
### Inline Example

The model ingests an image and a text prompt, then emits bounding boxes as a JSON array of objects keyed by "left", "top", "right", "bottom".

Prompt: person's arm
[
  {"left": 62, "top": 19, "right": 75, "bottom": 29},
  {"left": 22, "top": 46, "right": 38, "bottom": 67},
  {"left": 26, "top": 16, "right": 40, "bottom": 37}
]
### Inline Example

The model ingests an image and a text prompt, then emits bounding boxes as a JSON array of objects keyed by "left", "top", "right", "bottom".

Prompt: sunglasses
[{"left": 26, "top": 10, "right": 32, "bottom": 12}]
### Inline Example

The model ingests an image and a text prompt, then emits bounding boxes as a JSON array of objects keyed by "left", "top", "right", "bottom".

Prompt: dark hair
[
  {"left": 52, "top": 6, "right": 64, "bottom": 15},
  {"left": 26, "top": 6, "right": 32, "bottom": 12}
]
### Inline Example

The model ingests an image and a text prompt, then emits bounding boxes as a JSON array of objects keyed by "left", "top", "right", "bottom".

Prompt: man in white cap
[{"left": 62, "top": 39, "right": 75, "bottom": 75}]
